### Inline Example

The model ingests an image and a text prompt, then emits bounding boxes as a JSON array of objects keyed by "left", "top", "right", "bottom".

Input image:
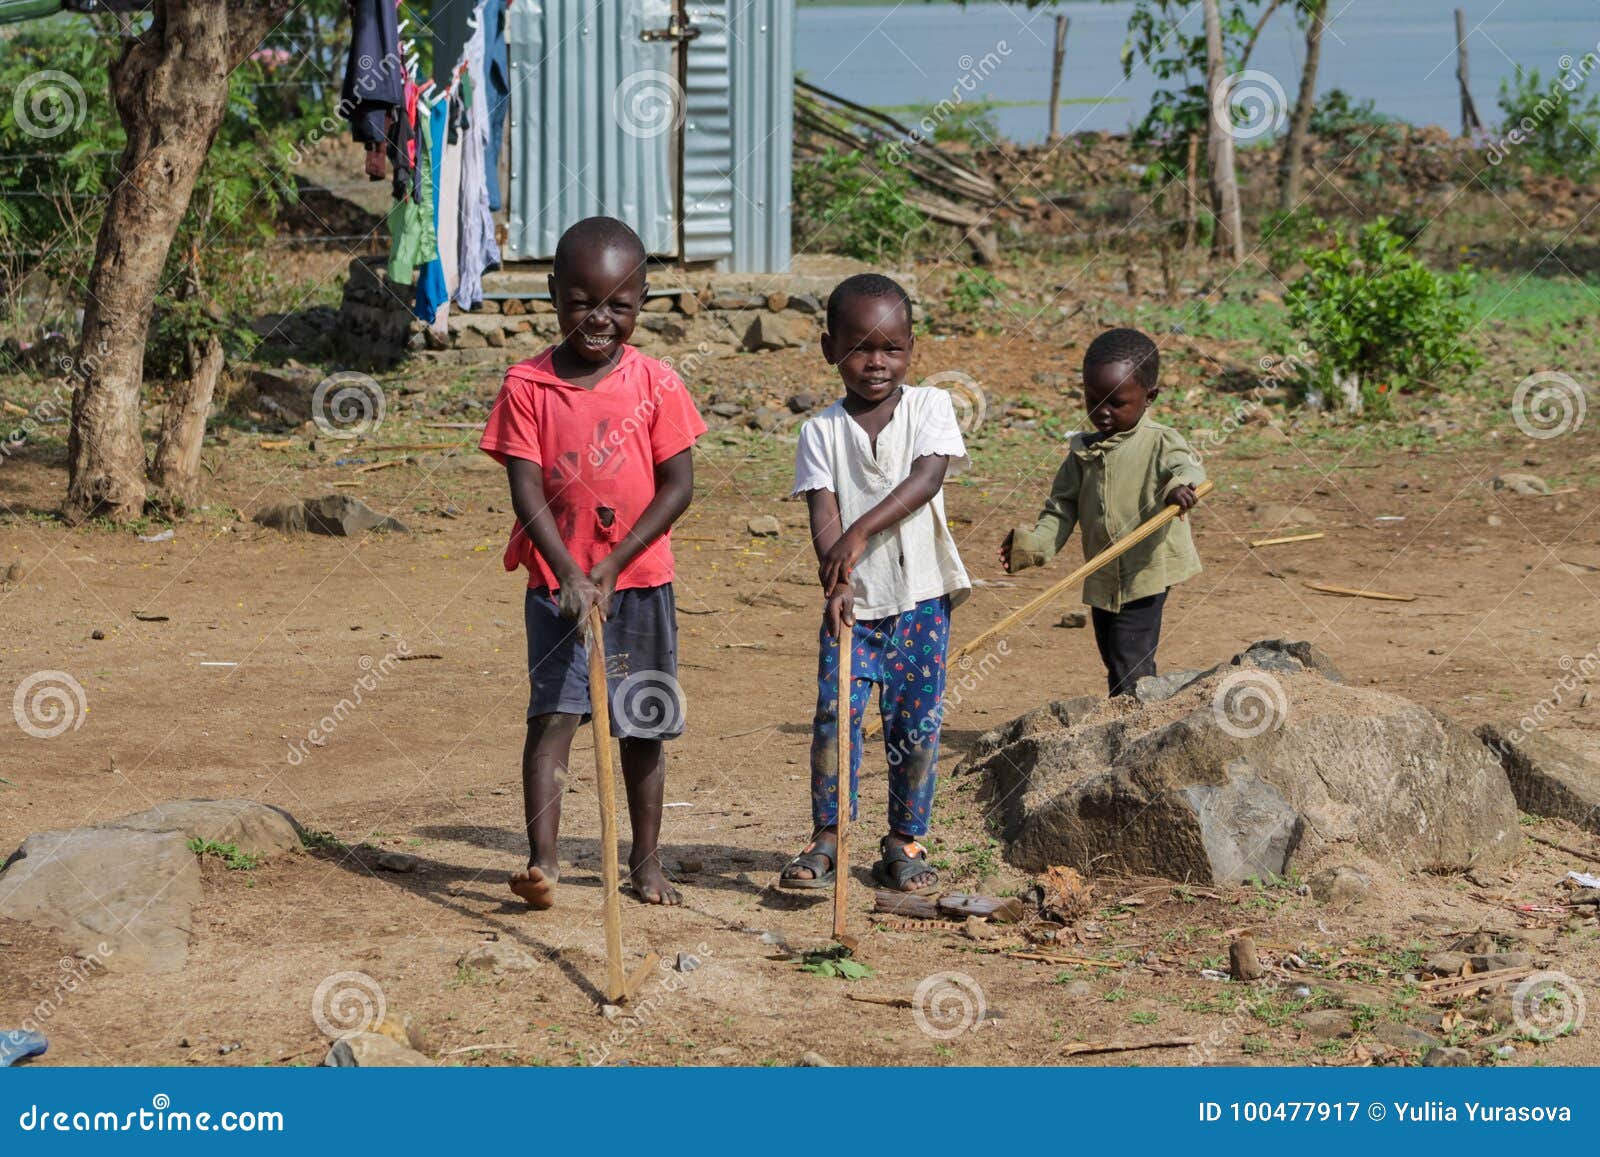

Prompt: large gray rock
[
  {"left": 1135, "top": 639, "right": 1343, "bottom": 704},
  {"left": 0, "top": 800, "right": 303, "bottom": 972},
  {"left": 302, "top": 495, "right": 408, "bottom": 536},
  {"left": 1476, "top": 723, "right": 1600, "bottom": 834},
  {"left": 966, "top": 668, "right": 1518, "bottom": 883},
  {"left": 0, "top": 827, "right": 200, "bottom": 972}
]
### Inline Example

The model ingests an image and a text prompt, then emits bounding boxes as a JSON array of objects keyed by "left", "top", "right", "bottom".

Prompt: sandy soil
[{"left": 2, "top": 335, "right": 1599, "bottom": 1068}]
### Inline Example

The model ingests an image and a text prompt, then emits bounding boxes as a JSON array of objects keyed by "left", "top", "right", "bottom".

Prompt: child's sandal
[
  {"left": 871, "top": 837, "right": 939, "bottom": 895},
  {"left": 778, "top": 842, "right": 836, "bottom": 890}
]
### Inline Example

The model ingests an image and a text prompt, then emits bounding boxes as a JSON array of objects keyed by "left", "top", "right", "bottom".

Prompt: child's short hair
[
  {"left": 552, "top": 216, "right": 648, "bottom": 284},
  {"left": 825, "top": 273, "right": 913, "bottom": 333},
  {"left": 1084, "top": 327, "right": 1160, "bottom": 391}
]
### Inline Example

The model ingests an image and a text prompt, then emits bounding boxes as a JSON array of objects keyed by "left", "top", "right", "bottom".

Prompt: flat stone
[
  {"left": 786, "top": 392, "right": 819, "bottom": 414},
  {"left": 1492, "top": 473, "right": 1549, "bottom": 496},
  {"left": 797, "top": 1050, "right": 835, "bottom": 1067},
  {"left": 1422, "top": 1045, "right": 1474, "bottom": 1067},
  {"left": 1056, "top": 611, "right": 1087, "bottom": 630},
  {"left": 252, "top": 501, "right": 307, "bottom": 533},
  {"left": 1134, "top": 668, "right": 1207, "bottom": 704},
  {"left": 788, "top": 292, "right": 822, "bottom": 315},
  {"left": 1298, "top": 1009, "right": 1354, "bottom": 1040},
  {"left": 1309, "top": 865, "right": 1371, "bottom": 906},
  {"left": 1425, "top": 951, "right": 1469, "bottom": 976},
  {"left": 301, "top": 495, "right": 408, "bottom": 536},
  {"left": 1468, "top": 951, "right": 1532, "bottom": 972},
  {"left": 372, "top": 1011, "right": 427, "bottom": 1053},
  {"left": 375, "top": 851, "right": 420, "bottom": 873},
  {"left": 0, "top": 826, "right": 201, "bottom": 973},
  {"left": 458, "top": 941, "right": 541, "bottom": 974},
  {"left": 1476, "top": 723, "right": 1600, "bottom": 834},
  {"left": 1372, "top": 1021, "right": 1443, "bottom": 1050},
  {"left": 747, "top": 515, "right": 781, "bottom": 537},
  {"left": 743, "top": 312, "right": 814, "bottom": 352},
  {"left": 708, "top": 401, "right": 744, "bottom": 419},
  {"left": 1059, "top": 980, "right": 1098, "bottom": 998},
  {"left": 114, "top": 799, "right": 303, "bottom": 857},
  {"left": 322, "top": 1032, "right": 432, "bottom": 1067}
]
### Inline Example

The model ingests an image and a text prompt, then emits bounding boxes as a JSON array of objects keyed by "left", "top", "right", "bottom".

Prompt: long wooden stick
[
  {"left": 864, "top": 480, "right": 1214, "bottom": 738},
  {"left": 585, "top": 606, "right": 626, "bottom": 1004},
  {"left": 1302, "top": 581, "right": 1415, "bottom": 602},
  {"left": 833, "top": 628, "right": 853, "bottom": 943}
]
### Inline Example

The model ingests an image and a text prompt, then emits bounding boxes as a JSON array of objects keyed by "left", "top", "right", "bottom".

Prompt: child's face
[
  {"left": 547, "top": 245, "right": 646, "bottom": 365},
  {"left": 1083, "top": 361, "right": 1155, "bottom": 435},
  {"left": 821, "top": 295, "right": 914, "bottom": 405}
]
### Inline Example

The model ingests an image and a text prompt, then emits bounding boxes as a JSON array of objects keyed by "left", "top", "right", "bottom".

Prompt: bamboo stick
[{"left": 585, "top": 606, "right": 626, "bottom": 1003}]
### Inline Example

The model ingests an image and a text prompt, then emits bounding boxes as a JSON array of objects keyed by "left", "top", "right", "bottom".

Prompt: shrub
[
  {"left": 1493, "top": 66, "right": 1600, "bottom": 180},
  {"left": 793, "top": 146, "right": 927, "bottom": 262},
  {"left": 1284, "top": 219, "right": 1480, "bottom": 415},
  {"left": 946, "top": 269, "right": 1005, "bottom": 315}
]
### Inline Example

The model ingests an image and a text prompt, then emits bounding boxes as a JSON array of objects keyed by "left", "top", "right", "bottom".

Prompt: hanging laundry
[
  {"left": 485, "top": 0, "right": 511, "bottom": 212},
  {"left": 455, "top": 2, "right": 501, "bottom": 311},
  {"left": 341, "top": 0, "right": 405, "bottom": 145},
  {"left": 413, "top": 96, "right": 451, "bottom": 330},
  {"left": 387, "top": 93, "right": 438, "bottom": 289},
  {"left": 437, "top": 92, "right": 464, "bottom": 302}
]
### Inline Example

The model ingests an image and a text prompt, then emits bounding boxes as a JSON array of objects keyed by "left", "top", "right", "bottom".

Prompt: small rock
[
  {"left": 786, "top": 392, "right": 819, "bottom": 414},
  {"left": 1055, "top": 611, "right": 1087, "bottom": 629},
  {"left": 322, "top": 1032, "right": 431, "bottom": 1067},
  {"left": 217, "top": 1041, "right": 241, "bottom": 1056},
  {"left": 1373, "top": 1021, "right": 1443, "bottom": 1050},
  {"left": 1495, "top": 1044, "right": 1517, "bottom": 1059},
  {"left": 787, "top": 292, "right": 822, "bottom": 315},
  {"left": 765, "top": 291, "right": 790, "bottom": 311},
  {"left": 1486, "top": 514, "right": 1503, "bottom": 527},
  {"left": 708, "top": 401, "right": 744, "bottom": 419},
  {"left": 1298, "top": 1009, "right": 1354, "bottom": 1040},
  {"left": 3, "top": 560, "right": 24, "bottom": 583},
  {"left": 1422, "top": 1045, "right": 1473, "bottom": 1067},
  {"left": 962, "top": 915, "right": 996, "bottom": 941},
  {"left": 1469, "top": 951, "right": 1532, "bottom": 972},
  {"left": 91, "top": 629, "right": 106, "bottom": 640},
  {"left": 302, "top": 494, "right": 408, "bottom": 537},
  {"left": 600, "top": 1004, "right": 623, "bottom": 1022},
  {"left": 1492, "top": 473, "right": 1549, "bottom": 496},
  {"left": 1229, "top": 935, "right": 1263, "bottom": 981},
  {"left": 674, "top": 951, "right": 702, "bottom": 973},
  {"left": 458, "top": 941, "right": 541, "bottom": 974},
  {"left": 749, "top": 405, "right": 783, "bottom": 432},
  {"left": 375, "top": 851, "right": 419, "bottom": 873},
  {"left": 1059, "top": 980, "right": 1098, "bottom": 998},
  {"left": 743, "top": 313, "right": 813, "bottom": 352},
  {"left": 1309, "top": 865, "right": 1370, "bottom": 906},
  {"left": 1425, "top": 951, "right": 1470, "bottom": 976},
  {"left": 797, "top": 1050, "right": 834, "bottom": 1067},
  {"left": 747, "top": 514, "right": 781, "bottom": 537},
  {"left": 1450, "top": 931, "right": 1496, "bottom": 955},
  {"left": 677, "top": 858, "right": 703, "bottom": 873}
]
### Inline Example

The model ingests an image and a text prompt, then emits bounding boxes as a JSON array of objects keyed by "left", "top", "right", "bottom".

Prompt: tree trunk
[
  {"left": 64, "top": 0, "right": 293, "bottom": 523},
  {"left": 150, "top": 334, "right": 224, "bottom": 511},
  {"left": 1278, "top": 4, "right": 1326, "bottom": 212},
  {"left": 1202, "top": 0, "right": 1245, "bottom": 262}
]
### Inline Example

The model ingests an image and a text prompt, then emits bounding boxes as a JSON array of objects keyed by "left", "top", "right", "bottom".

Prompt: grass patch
[{"left": 187, "top": 838, "right": 260, "bottom": 871}]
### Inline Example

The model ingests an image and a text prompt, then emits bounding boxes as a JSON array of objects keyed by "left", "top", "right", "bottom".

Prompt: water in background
[{"left": 796, "top": 1, "right": 1600, "bottom": 144}]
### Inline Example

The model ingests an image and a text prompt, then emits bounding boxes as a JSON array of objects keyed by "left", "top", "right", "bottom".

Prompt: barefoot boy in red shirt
[{"left": 479, "top": 216, "right": 706, "bottom": 909}]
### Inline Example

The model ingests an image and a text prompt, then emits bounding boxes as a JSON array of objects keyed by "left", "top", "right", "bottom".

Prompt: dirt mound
[{"left": 962, "top": 649, "right": 1520, "bottom": 884}]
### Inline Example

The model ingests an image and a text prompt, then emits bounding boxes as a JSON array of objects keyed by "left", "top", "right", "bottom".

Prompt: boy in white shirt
[{"left": 780, "top": 274, "right": 970, "bottom": 896}]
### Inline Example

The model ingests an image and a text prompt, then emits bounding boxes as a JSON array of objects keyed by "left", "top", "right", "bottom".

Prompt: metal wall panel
[
  {"left": 505, "top": 0, "right": 678, "bottom": 260},
  {"left": 726, "top": 0, "right": 792, "bottom": 272},
  {"left": 680, "top": 3, "right": 735, "bottom": 264}
]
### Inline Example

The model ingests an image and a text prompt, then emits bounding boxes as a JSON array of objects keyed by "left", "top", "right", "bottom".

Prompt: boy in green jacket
[{"left": 1000, "top": 328, "right": 1205, "bottom": 696}]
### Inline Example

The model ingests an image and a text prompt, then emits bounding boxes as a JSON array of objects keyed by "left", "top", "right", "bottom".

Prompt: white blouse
[{"left": 793, "top": 385, "right": 972, "bottom": 620}]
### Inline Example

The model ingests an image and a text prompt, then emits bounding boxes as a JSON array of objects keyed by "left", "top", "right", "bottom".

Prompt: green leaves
[{"left": 797, "top": 945, "right": 876, "bottom": 981}]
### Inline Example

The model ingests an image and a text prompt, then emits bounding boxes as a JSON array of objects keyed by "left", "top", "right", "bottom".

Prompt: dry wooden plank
[
  {"left": 1526, "top": 831, "right": 1600, "bottom": 861},
  {"left": 1009, "top": 951, "right": 1127, "bottom": 969},
  {"left": 1420, "top": 965, "right": 1533, "bottom": 1000},
  {"left": 845, "top": 993, "right": 912, "bottom": 1009},
  {"left": 259, "top": 439, "right": 295, "bottom": 450},
  {"left": 354, "top": 459, "right": 401, "bottom": 474},
  {"left": 621, "top": 951, "right": 663, "bottom": 1004},
  {"left": 1250, "top": 531, "right": 1325, "bottom": 548},
  {"left": 1062, "top": 1036, "right": 1196, "bottom": 1057},
  {"left": 1303, "top": 581, "right": 1417, "bottom": 602}
]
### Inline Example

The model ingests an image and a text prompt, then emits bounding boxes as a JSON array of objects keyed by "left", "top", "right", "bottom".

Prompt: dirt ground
[{"left": 2, "top": 331, "right": 1599, "bottom": 1069}]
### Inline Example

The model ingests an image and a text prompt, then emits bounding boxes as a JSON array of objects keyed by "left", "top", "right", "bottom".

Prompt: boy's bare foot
[
  {"left": 509, "top": 865, "right": 558, "bottom": 910},
  {"left": 628, "top": 856, "right": 681, "bottom": 906}
]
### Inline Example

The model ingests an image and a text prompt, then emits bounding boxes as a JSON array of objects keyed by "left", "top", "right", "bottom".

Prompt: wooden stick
[
  {"left": 1302, "top": 581, "right": 1416, "bottom": 602},
  {"left": 1250, "top": 531, "right": 1324, "bottom": 547},
  {"left": 864, "top": 481, "right": 1214, "bottom": 737},
  {"left": 1526, "top": 831, "right": 1600, "bottom": 861},
  {"left": 585, "top": 606, "right": 626, "bottom": 1003},
  {"left": 833, "top": 628, "right": 853, "bottom": 943},
  {"left": 1062, "top": 1036, "right": 1196, "bottom": 1057}
]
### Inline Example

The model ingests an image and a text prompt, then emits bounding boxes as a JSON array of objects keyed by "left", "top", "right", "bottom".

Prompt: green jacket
[{"left": 1009, "top": 415, "right": 1205, "bottom": 612}]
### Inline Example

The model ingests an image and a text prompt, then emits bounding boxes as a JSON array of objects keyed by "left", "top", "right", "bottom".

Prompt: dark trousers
[{"left": 1091, "top": 590, "right": 1168, "bottom": 697}]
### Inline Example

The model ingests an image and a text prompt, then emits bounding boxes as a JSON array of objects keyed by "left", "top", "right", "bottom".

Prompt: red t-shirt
[{"left": 478, "top": 345, "right": 707, "bottom": 591}]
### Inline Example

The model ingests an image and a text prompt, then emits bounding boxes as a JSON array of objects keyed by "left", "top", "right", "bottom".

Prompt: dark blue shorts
[{"left": 524, "top": 583, "right": 684, "bottom": 739}]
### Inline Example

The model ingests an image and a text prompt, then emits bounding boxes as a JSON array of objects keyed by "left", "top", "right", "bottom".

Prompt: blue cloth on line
[
  {"left": 413, "top": 95, "right": 450, "bottom": 327},
  {"left": 485, "top": 0, "right": 510, "bottom": 212},
  {"left": 340, "top": 0, "right": 404, "bottom": 145}
]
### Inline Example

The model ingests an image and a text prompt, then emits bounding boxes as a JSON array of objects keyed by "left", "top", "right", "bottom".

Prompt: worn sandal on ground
[
  {"left": 872, "top": 837, "right": 939, "bottom": 895},
  {"left": 778, "top": 842, "right": 836, "bottom": 890}
]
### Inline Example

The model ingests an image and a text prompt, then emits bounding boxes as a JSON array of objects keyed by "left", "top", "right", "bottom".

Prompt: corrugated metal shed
[
  {"left": 727, "top": 0, "right": 793, "bottom": 273},
  {"left": 473, "top": 0, "right": 791, "bottom": 271}
]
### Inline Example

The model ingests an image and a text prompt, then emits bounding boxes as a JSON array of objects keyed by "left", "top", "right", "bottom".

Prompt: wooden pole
[
  {"left": 862, "top": 481, "right": 1215, "bottom": 739},
  {"left": 585, "top": 605, "right": 626, "bottom": 1004},
  {"left": 1455, "top": 8, "right": 1482, "bottom": 137},
  {"left": 832, "top": 628, "right": 853, "bottom": 942},
  {"left": 1047, "top": 15, "right": 1068, "bottom": 144}
]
